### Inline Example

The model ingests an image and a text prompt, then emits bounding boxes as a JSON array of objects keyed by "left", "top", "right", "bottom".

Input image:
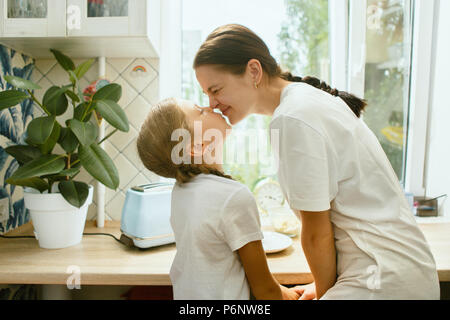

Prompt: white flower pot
[{"left": 24, "top": 185, "right": 94, "bottom": 249}]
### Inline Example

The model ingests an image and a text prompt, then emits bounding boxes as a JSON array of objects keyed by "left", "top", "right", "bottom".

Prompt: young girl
[{"left": 136, "top": 97, "right": 299, "bottom": 300}]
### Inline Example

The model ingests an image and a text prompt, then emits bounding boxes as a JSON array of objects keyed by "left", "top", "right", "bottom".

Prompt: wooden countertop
[{"left": 0, "top": 221, "right": 449, "bottom": 286}]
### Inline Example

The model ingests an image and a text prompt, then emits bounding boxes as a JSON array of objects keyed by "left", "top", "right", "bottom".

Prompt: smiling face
[
  {"left": 180, "top": 99, "right": 231, "bottom": 143},
  {"left": 180, "top": 99, "right": 231, "bottom": 167},
  {"left": 195, "top": 65, "right": 257, "bottom": 125}
]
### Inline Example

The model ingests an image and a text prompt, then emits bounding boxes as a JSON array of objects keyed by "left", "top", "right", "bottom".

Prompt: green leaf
[
  {"left": 7, "top": 154, "right": 66, "bottom": 181},
  {"left": 4, "top": 75, "right": 41, "bottom": 90},
  {"left": 68, "top": 70, "right": 77, "bottom": 85},
  {"left": 42, "top": 167, "right": 80, "bottom": 185},
  {"left": 73, "top": 102, "right": 92, "bottom": 122},
  {"left": 94, "top": 100, "right": 129, "bottom": 132},
  {"left": 58, "top": 180, "right": 89, "bottom": 208},
  {"left": 26, "top": 116, "right": 55, "bottom": 145},
  {"left": 70, "top": 153, "right": 81, "bottom": 169},
  {"left": 43, "top": 86, "right": 69, "bottom": 116},
  {"left": 50, "top": 49, "right": 75, "bottom": 71},
  {"left": 79, "top": 144, "right": 119, "bottom": 190},
  {"left": 92, "top": 83, "right": 122, "bottom": 102},
  {"left": 40, "top": 121, "right": 61, "bottom": 154},
  {"left": 59, "top": 167, "right": 80, "bottom": 177},
  {"left": 58, "top": 127, "right": 79, "bottom": 153},
  {"left": 65, "top": 90, "right": 80, "bottom": 103},
  {"left": 67, "top": 119, "right": 98, "bottom": 147},
  {"left": 4, "top": 145, "right": 42, "bottom": 164},
  {"left": 5, "top": 177, "right": 49, "bottom": 193},
  {"left": 74, "top": 59, "right": 95, "bottom": 79},
  {"left": 0, "top": 90, "right": 30, "bottom": 110}
]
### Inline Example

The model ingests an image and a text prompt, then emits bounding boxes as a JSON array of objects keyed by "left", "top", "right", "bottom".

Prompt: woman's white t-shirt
[
  {"left": 169, "top": 173, "right": 263, "bottom": 300},
  {"left": 270, "top": 82, "right": 440, "bottom": 299}
]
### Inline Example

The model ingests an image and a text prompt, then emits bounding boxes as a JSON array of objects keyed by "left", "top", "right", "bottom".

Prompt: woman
[{"left": 193, "top": 24, "right": 440, "bottom": 300}]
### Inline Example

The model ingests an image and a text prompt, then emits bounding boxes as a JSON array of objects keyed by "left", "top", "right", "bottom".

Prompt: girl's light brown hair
[
  {"left": 193, "top": 24, "right": 367, "bottom": 117},
  {"left": 136, "top": 98, "right": 233, "bottom": 184}
]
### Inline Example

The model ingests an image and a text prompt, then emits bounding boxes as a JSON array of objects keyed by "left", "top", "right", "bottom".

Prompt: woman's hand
[
  {"left": 291, "top": 282, "right": 317, "bottom": 300},
  {"left": 280, "top": 285, "right": 300, "bottom": 300}
]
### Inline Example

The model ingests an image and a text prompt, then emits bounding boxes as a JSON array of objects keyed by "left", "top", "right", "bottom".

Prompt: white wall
[{"left": 424, "top": 0, "right": 450, "bottom": 217}]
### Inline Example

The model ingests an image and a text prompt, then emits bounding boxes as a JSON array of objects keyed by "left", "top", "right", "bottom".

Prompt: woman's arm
[
  {"left": 296, "top": 209, "right": 336, "bottom": 299},
  {"left": 238, "top": 240, "right": 298, "bottom": 300}
]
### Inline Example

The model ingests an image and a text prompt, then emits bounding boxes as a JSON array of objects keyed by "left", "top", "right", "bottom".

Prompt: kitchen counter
[{"left": 0, "top": 221, "right": 449, "bottom": 286}]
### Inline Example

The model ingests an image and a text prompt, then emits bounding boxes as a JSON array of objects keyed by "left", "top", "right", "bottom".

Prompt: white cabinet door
[
  {"left": 66, "top": 0, "right": 147, "bottom": 37},
  {"left": 1, "top": 0, "right": 65, "bottom": 37}
]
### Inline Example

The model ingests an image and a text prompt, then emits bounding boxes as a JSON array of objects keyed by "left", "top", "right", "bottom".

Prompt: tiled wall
[
  {"left": 31, "top": 56, "right": 161, "bottom": 221},
  {"left": 0, "top": 45, "right": 161, "bottom": 230}
]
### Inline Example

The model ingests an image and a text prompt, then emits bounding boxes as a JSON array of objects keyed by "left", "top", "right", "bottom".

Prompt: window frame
[
  {"left": 404, "top": 0, "right": 436, "bottom": 197},
  {"left": 342, "top": 0, "right": 434, "bottom": 197}
]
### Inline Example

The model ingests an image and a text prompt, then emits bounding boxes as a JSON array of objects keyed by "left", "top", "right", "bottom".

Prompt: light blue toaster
[{"left": 120, "top": 182, "right": 175, "bottom": 249}]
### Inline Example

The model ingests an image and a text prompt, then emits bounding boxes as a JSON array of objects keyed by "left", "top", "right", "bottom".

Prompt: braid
[
  {"left": 281, "top": 72, "right": 339, "bottom": 97},
  {"left": 280, "top": 72, "right": 366, "bottom": 118},
  {"left": 176, "top": 164, "right": 234, "bottom": 184}
]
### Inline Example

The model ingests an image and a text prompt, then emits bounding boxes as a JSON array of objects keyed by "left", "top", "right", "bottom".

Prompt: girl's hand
[
  {"left": 280, "top": 285, "right": 300, "bottom": 300},
  {"left": 291, "top": 282, "right": 316, "bottom": 300}
]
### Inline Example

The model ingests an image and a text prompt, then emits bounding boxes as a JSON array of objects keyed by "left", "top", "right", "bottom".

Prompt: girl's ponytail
[
  {"left": 176, "top": 164, "right": 234, "bottom": 184},
  {"left": 280, "top": 72, "right": 367, "bottom": 118}
]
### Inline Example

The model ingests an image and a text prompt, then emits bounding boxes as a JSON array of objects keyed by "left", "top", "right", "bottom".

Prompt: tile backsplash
[
  {"left": 0, "top": 45, "right": 159, "bottom": 233},
  {"left": 55, "top": 56, "right": 160, "bottom": 221}
]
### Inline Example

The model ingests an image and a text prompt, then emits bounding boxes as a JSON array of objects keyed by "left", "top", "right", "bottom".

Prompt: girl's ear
[{"left": 247, "top": 59, "right": 263, "bottom": 85}]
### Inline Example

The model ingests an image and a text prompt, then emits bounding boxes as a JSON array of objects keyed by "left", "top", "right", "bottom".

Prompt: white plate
[{"left": 262, "top": 231, "right": 293, "bottom": 254}]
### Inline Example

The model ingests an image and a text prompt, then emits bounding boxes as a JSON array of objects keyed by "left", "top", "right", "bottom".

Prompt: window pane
[
  {"left": 87, "top": 0, "right": 128, "bottom": 17},
  {"left": 363, "top": 0, "right": 412, "bottom": 182},
  {"left": 7, "top": 0, "right": 47, "bottom": 18},
  {"left": 278, "top": 0, "right": 330, "bottom": 82}
]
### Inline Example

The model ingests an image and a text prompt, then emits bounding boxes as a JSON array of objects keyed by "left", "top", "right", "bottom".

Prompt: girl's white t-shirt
[
  {"left": 270, "top": 82, "right": 440, "bottom": 299},
  {"left": 169, "top": 173, "right": 263, "bottom": 300}
]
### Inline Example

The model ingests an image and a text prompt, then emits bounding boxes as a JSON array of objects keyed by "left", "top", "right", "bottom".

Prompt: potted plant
[{"left": 0, "top": 49, "right": 129, "bottom": 249}]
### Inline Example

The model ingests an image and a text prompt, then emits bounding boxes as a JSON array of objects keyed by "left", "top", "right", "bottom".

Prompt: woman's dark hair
[{"left": 194, "top": 24, "right": 367, "bottom": 117}]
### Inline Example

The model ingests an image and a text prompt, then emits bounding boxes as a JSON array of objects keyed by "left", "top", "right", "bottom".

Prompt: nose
[{"left": 208, "top": 95, "right": 219, "bottom": 109}]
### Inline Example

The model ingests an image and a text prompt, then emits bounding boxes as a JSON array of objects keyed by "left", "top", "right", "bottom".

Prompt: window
[
  {"left": 170, "top": 0, "right": 439, "bottom": 211},
  {"left": 346, "top": 0, "right": 432, "bottom": 195},
  {"left": 181, "top": 0, "right": 330, "bottom": 190},
  {"left": 362, "top": 0, "right": 413, "bottom": 182}
]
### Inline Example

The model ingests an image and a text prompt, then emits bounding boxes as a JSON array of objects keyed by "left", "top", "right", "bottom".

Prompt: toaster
[{"left": 120, "top": 182, "right": 175, "bottom": 249}]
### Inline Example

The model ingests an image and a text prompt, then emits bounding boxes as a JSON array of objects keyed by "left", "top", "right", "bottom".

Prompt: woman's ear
[{"left": 247, "top": 59, "right": 263, "bottom": 86}]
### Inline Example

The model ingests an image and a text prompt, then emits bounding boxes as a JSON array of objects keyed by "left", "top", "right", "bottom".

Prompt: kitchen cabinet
[
  {"left": 67, "top": 0, "right": 143, "bottom": 37},
  {"left": 0, "top": 0, "right": 66, "bottom": 37},
  {"left": 0, "top": 0, "right": 160, "bottom": 58}
]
